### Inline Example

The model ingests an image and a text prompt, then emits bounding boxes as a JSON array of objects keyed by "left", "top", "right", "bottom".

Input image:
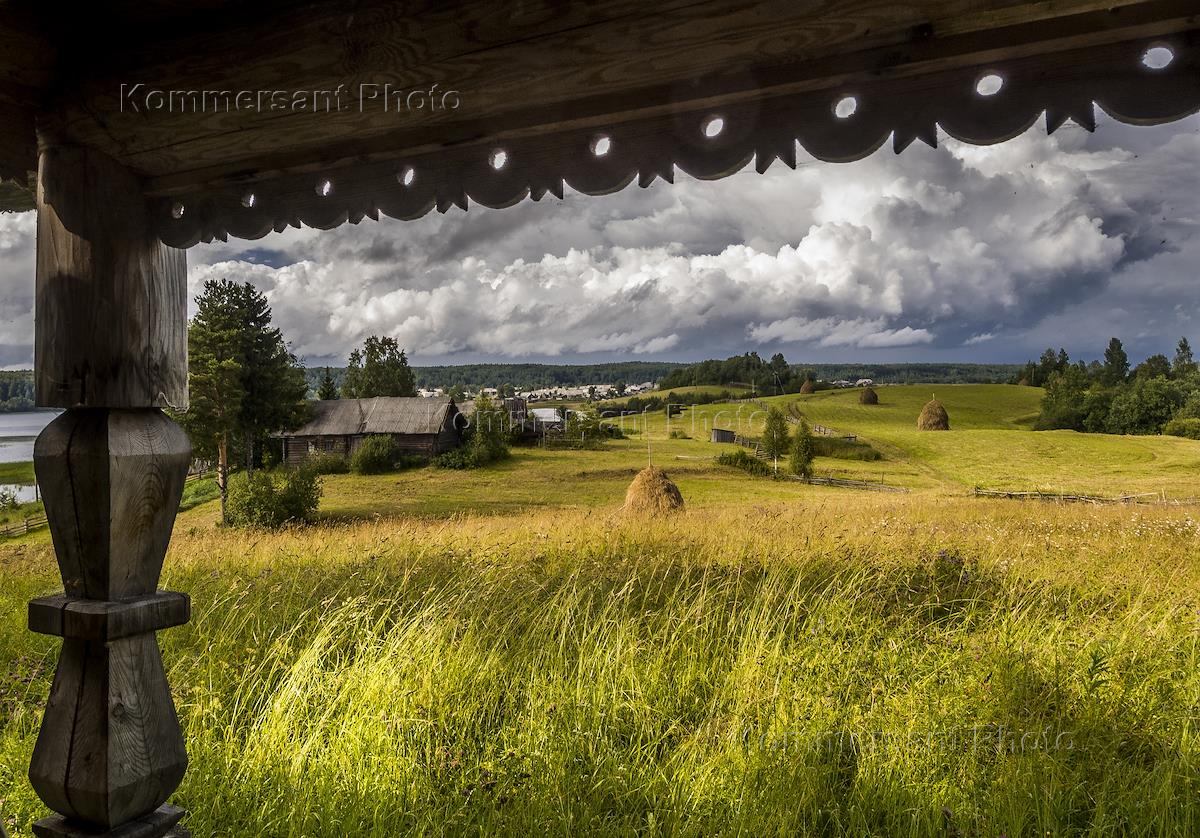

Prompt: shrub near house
[
  {"left": 435, "top": 394, "right": 512, "bottom": 469},
  {"left": 351, "top": 436, "right": 401, "bottom": 475},
  {"left": 226, "top": 467, "right": 322, "bottom": 528}
]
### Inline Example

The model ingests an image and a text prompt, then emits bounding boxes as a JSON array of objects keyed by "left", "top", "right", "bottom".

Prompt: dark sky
[{"left": 1, "top": 112, "right": 1198, "bottom": 370}]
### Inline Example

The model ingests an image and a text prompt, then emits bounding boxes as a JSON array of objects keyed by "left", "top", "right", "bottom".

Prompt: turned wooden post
[{"left": 28, "top": 142, "right": 191, "bottom": 838}]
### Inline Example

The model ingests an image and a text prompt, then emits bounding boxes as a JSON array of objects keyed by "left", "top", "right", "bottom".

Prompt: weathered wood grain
[
  {"left": 30, "top": 409, "right": 192, "bottom": 832},
  {"left": 40, "top": 0, "right": 1189, "bottom": 184},
  {"left": 32, "top": 805, "right": 185, "bottom": 838},
  {"left": 28, "top": 638, "right": 87, "bottom": 818},
  {"left": 0, "top": 3, "right": 52, "bottom": 184},
  {"left": 34, "top": 410, "right": 191, "bottom": 600},
  {"left": 35, "top": 145, "right": 187, "bottom": 410},
  {"left": 107, "top": 635, "right": 187, "bottom": 825},
  {"left": 29, "top": 593, "right": 191, "bottom": 642},
  {"left": 29, "top": 637, "right": 186, "bottom": 828}
]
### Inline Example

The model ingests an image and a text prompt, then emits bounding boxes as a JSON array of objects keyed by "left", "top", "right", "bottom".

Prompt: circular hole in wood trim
[
  {"left": 834, "top": 96, "right": 858, "bottom": 119},
  {"left": 241, "top": 192, "right": 257, "bottom": 209},
  {"left": 316, "top": 179, "right": 333, "bottom": 197},
  {"left": 1142, "top": 46, "right": 1175, "bottom": 70},
  {"left": 170, "top": 201, "right": 185, "bottom": 220},
  {"left": 702, "top": 117, "right": 725, "bottom": 138},
  {"left": 590, "top": 135, "right": 612, "bottom": 157},
  {"left": 490, "top": 149, "right": 508, "bottom": 170},
  {"left": 976, "top": 74, "right": 1004, "bottom": 96},
  {"left": 398, "top": 166, "right": 416, "bottom": 186}
]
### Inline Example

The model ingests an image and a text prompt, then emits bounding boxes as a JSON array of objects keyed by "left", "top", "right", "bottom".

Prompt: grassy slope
[
  {"left": 4, "top": 500, "right": 1200, "bottom": 836},
  {"left": 0, "top": 461, "right": 34, "bottom": 485},
  {"left": 779, "top": 385, "right": 1200, "bottom": 497},
  {"left": 4, "top": 385, "right": 1200, "bottom": 835},
  {"left": 623, "top": 384, "right": 1200, "bottom": 498}
]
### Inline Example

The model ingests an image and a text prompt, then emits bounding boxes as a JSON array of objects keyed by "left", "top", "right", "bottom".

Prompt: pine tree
[
  {"left": 1101, "top": 337, "right": 1130, "bottom": 386},
  {"left": 178, "top": 279, "right": 309, "bottom": 522},
  {"left": 317, "top": 367, "right": 339, "bottom": 400},
  {"left": 1174, "top": 337, "right": 1197, "bottom": 378},
  {"left": 181, "top": 322, "right": 243, "bottom": 524},
  {"left": 789, "top": 419, "right": 815, "bottom": 478}
]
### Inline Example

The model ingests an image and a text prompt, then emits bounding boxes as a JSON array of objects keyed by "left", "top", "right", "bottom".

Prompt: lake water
[
  {"left": 0, "top": 412, "right": 57, "bottom": 501},
  {"left": 0, "top": 411, "right": 57, "bottom": 464}
]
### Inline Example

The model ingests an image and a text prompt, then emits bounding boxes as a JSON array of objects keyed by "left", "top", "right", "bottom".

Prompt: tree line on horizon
[
  {"left": 0, "top": 371, "right": 34, "bottom": 412},
  {"left": 1018, "top": 337, "right": 1200, "bottom": 438},
  {"left": 655, "top": 352, "right": 1022, "bottom": 392}
]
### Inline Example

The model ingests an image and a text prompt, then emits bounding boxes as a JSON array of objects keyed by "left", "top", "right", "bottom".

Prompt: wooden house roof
[
  {"left": 282, "top": 397, "right": 458, "bottom": 437},
  {"left": 1, "top": 1, "right": 1197, "bottom": 238}
]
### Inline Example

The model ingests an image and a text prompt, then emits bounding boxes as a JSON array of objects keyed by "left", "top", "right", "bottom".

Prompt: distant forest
[
  {"left": 0, "top": 371, "right": 34, "bottom": 412},
  {"left": 305, "top": 362, "right": 684, "bottom": 395},
  {"left": 658, "top": 354, "right": 1021, "bottom": 392}
]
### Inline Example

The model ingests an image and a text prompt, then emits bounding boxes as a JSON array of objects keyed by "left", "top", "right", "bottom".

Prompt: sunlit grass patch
[{"left": 2, "top": 498, "right": 1199, "bottom": 836}]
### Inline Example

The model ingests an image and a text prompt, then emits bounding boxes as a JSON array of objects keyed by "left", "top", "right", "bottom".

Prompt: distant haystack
[
  {"left": 799, "top": 379, "right": 816, "bottom": 395},
  {"left": 859, "top": 387, "right": 879, "bottom": 405},
  {"left": 623, "top": 467, "right": 684, "bottom": 516},
  {"left": 917, "top": 398, "right": 950, "bottom": 431}
]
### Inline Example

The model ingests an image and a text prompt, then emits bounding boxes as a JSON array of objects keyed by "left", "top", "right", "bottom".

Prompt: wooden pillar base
[
  {"left": 30, "top": 409, "right": 191, "bottom": 830},
  {"left": 32, "top": 805, "right": 187, "bottom": 838}
]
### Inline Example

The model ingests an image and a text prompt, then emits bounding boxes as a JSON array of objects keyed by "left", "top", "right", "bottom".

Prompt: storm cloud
[{"left": 2, "top": 113, "right": 1198, "bottom": 369}]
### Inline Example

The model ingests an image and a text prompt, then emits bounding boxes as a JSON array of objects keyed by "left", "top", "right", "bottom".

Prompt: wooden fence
[
  {"left": 794, "top": 474, "right": 908, "bottom": 493},
  {"left": 972, "top": 487, "right": 1198, "bottom": 506},
  {"left": 0, "top": 513, "right": 47, "bottom": 539}
]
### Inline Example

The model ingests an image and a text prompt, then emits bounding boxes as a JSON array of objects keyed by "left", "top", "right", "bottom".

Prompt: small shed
[
  {"left": 711, "top": 428, "right": 737, "bottom": 444},
  {"left": 280, "top": 397, "right": 461, "bottom": 464}
]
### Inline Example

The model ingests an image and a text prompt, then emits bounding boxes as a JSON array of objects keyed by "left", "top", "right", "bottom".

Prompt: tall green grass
[{"left": 2, "top": 498, "right": 1198, "bottom": 836}]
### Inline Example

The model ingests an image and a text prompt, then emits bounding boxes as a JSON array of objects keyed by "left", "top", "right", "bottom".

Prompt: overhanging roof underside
[{"left": 0, "top": 0, "right": 1197, "bottom": 242}]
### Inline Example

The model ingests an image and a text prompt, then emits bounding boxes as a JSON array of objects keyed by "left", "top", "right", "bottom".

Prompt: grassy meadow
[{"left": 2, "top": 384, "right": 1200, "bottom": 836}]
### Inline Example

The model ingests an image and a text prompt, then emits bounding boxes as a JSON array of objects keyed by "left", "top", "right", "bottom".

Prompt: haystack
[
  {"left": 623, "top": 466, "right": 684, "bottom": 515},
  {"left": 859, "top": 387, "right": 879, "bottom": 405},
  {"left": 799, "top": 379, "right": 815, "bottom": 394},
  {"left": 917, "top": 398, "right": 950, "bottom": 431}
]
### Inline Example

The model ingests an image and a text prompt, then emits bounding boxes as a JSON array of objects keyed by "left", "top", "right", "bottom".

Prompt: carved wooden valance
[
  {"left": 152, "top": 32, "right": 1200, "bottom": 248},
  {"left": 0, "top": 1, "right": 1197, "bottom": 242}
]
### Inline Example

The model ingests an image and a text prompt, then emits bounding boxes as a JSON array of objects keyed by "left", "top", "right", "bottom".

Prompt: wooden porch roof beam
[{"left": 28, "top": 1, "right": 1199, "bottom": 186}]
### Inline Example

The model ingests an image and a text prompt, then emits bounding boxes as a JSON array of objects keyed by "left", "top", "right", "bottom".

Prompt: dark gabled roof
[{"left": 282, "top": 397, "right": 457, "bottom": 437}]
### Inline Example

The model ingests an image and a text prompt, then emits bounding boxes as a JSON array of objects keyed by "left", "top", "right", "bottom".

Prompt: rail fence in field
[
  {"left": 795, "top": 474, "right": 908, "bottom": 493},
  {"left": 0, "top": 513, "right": 47, "bottom": 539},
  {"left": 973, "top": 487, "right": 1200, "bottom": 506}
]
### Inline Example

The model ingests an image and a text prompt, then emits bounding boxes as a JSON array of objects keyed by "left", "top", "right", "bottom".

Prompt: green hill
[{"left": 638, "top": 384, "right": 1200, "bottom": 497}]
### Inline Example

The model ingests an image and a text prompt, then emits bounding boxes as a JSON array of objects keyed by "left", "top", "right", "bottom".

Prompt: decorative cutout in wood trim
[{"left": 154, "top": 34, "right": 1200, "bottom": 249}]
